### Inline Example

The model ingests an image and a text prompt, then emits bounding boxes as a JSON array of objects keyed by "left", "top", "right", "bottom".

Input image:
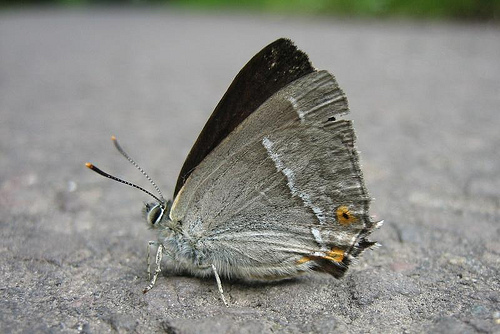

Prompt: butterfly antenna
[
  {"left": 85, "top": 163, "right": 163, "bottom": 203},
  {"left": 110, "top": 135, "right": 165, "bottom": 202}
]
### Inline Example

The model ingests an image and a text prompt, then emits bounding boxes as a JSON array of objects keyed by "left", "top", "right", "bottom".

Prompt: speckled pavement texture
[{"left": 1, "top": 9, "right": 499, "bottom": 334}]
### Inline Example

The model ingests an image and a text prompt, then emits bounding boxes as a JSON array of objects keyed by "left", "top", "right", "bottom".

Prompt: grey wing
[
  {"left": 171, "top": 70, "right": 347, "bottom": 219},
  {"left": 170, "top": 71, "right": 375, "bottom": 279}
]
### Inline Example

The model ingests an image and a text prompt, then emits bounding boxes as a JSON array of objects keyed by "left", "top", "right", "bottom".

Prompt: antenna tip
[
  {"left": 111, "top": 135, "right": 117, "bottom": 141},
  {"left": 85, "top": 162, "right": 93, "bottom": 169}
]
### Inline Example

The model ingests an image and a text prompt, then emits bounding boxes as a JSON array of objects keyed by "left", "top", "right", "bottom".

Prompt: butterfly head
[{"left": 143, "top": 200, "right": 172, "bottom": 228}]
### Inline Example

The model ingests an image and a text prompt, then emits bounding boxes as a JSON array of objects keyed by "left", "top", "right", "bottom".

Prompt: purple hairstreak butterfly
[{"left": 86, "top": 38, "right": 382, "bottom": 306}]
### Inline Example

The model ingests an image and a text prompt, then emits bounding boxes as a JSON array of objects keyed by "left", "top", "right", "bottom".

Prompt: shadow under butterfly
[{"left": 86, "top": 38, "right": 383, "bottom": 306}]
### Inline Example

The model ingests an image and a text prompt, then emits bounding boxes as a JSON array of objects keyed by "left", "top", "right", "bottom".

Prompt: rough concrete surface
[{"left": 1, "top": 8, "right": 499, "bottom": 334}]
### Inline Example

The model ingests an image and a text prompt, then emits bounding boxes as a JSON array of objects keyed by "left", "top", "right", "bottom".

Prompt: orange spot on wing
[
  {"left": 297, "top": 256, "right": 312, "bottom": 264},
  {"left": 325, "top": 248, "right": 344, "bottom": 262},
  {"left": 336, "top": 206, "right": 358, "bottom": 225},
  {"left": 296, "top": 248, "right": 345, "bottom": 265}
]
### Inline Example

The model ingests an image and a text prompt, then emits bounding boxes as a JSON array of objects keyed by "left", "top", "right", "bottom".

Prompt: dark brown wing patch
[{"left": 174, "top": 38, "right": 315, "bottom": 196}]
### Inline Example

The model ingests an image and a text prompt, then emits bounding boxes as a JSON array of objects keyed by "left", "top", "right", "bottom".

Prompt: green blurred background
[{"left": 1, "top": 0, "right": 499, "bottom": 21}]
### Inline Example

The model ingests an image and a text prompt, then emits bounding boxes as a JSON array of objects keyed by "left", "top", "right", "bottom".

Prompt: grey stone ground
[{"left": 1, "top": 8, "right": 499, "bottom": 334}]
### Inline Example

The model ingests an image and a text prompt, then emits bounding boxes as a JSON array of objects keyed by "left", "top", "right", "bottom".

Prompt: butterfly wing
[
  {"left": 174, "top": 38, "right": 315, "bottom": 196},
  {"left": 170, "top": 70, "right": 376, "bottom": 279}
]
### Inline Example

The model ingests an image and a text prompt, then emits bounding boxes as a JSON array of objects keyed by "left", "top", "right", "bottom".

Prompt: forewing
[
  {"left": 174, "top": 38, "right": 315, "bottom": 196},
  {"left": 172, "top": 70, "right": 347, "bottom": 218}
]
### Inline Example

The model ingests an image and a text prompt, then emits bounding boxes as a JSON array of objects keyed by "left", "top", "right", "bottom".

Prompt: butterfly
[{"left": 86, "top": 38, "right": 382, "bottom": 306}]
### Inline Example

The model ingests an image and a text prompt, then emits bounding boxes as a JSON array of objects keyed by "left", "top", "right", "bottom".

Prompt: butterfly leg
[
  {"left": 143, "top": 243, "right": 163, "bottom": 293},
  {"left": 146, "top": 240, "right": 158, "bottom": 280},
  {"left": 211, "top": 264, "right": 228, "bottom": 307}
]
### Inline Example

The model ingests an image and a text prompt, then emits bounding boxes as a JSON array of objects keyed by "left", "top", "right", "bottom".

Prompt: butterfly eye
[{"left": 147, "top": 204, "right": 164, "bottom": 226}]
